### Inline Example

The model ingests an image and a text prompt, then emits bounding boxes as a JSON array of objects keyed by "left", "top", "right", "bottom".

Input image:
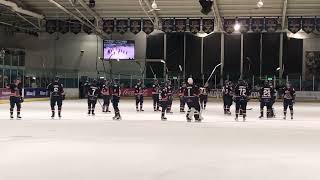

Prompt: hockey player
[
  {"left": 199, "top": 82, "right": 209, "bottom": 110},
  {"left": 282, "top": 82, "right": 296, "bottom": 120},
  {"left": 222, "top": 80, "right": 233, "bottom": 115},
  {"left": 111, "top": 79, "right": 121, "bottom": 120},
  {"left": 7, "top": 78, "right": 23, "bottom": 119},
  {"left": 152, "top": 79, "right": 160, "bottom": 111},
  {"left": 101, "top": 80, "right": 111, "bottom": 113},
  {"left": 233, "top": 79, "right": 250, "bottom": 121},
  {"left": 159, "top": 82, "right": 169, "bottom": 120},
  {"left": 134, "top": 79, "right": 144, "bottom": 112},
  {"left": 47, "top": 76, "right": 65, "bottom": 118},
  {"left": 87, "top": 79, "right": 100, "bottom": 116},
  {"left": 259, "top": 81, "right": 276, "bottom": 119},
  {"left": 184, "top": 78, "right": 202, "bottom": 122},
  {"left": 179, "top": 82, "right": 187, "bottom": 112},
  {"left": 166, "top": 80, "right": 173, "bottom": 113}
]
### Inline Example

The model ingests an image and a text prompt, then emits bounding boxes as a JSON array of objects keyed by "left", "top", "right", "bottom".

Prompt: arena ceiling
[{"left": 0, "top": 0, "right": 320, "bottom": 31}]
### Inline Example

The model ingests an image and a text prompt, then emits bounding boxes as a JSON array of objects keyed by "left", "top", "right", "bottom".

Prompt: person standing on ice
[
  {"left": 152, "top": 79, "right": 160, "bottom": 111},
  {"left": 233, "top": 79, "right": 250, "bottom": 122},
  {"left": 134, "top": 79, "right": 144, "bottom": 112},
  {"left": 199, "top": 82, "right": 209, "bottom": 110},
  {"left": 111, "top": 79, "right": 121, "bottom": 120},
  {"left": 87, "top": 79, "right": 100, "bottom": 116},
  {"left": 222, "top": 80, "right": 233, "bottom": 115},
  {"left": 166, "top": 80, "right": 173, "bottom": 113},
  {"left": 184, "top": 78, "right": 202, "bottom": 122},
  {"left": 282, "top": 82, "right": 296, "bottom": 120},
  {"left": 179, "top": 81, "right": 187, "bottom": 112},
  {"left": 7, "top": 78, "right": 23, "bottom": 119},
  {"left": 47, "top": 76, "right": 65, "bottom": 119},
  {"left": 101, "top": 80, "right": 111, "bottom": 113},
  {"left": 159, "top": 82, "right": 169, "bottom": 121},
  {"left": 258, "top": 80, "right": 276, "bottom": 119}
]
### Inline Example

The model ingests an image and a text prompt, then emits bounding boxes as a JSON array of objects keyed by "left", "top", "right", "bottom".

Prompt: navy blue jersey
[
  {"left": 166, "top": 85, "right": 173, "bottom": 96},
  {"left": 234, "top": 84, "right": 250, "bottom": 100},
  {"left": 199, "top": 87, "right": 209, "bottom": 96},
  {"left": 283, "top": 87, "right": 295, "bottom": 100},
  {"left": 47, "top": 82, "right": 64, "bottom": 97},
  {"left": 134, "top": 84, "right": 144, "bottom": 96},
  {"left": 222, "top": 85, "right": 233, "bottom": 97},
  {"left": 101, "top": 85, "right": 111, "bottom": 96},
  {"left": 184, "top": 85, "right": 199, "bottom": 97},
  {"left": 111, "top": 84, "right": 121, "bottom": 97},
  {"left": 179, "top": 86, "right": 186, "bottom": 96},
  {"left": 88, "top": 85, "right": 99, "bottom": 98},
  {"left": 259, "top": 86, "right": 275, "bottom": 101},
  {"left": 152, "top": 83, "right": 160, "bottom": 95},
  {"left": 159, "top": 87, "right": 169, "bottom": 101},
  {"left": 8, "top": 83, "right": 22, "bottom": 97}
]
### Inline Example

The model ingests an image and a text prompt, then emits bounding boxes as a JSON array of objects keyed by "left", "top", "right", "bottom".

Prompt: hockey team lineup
[{"left": 6, "top": 75, "right": 296, "bottom": 122}]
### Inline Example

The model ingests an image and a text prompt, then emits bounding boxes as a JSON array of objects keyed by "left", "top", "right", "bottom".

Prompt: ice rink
[{"left": 1, "top": 99, "right": 320, "bottom": 180}]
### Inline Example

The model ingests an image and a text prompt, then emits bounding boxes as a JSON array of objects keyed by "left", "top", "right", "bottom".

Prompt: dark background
[{"left": 146, "top": 32, "right": 303, "bottom": 81}]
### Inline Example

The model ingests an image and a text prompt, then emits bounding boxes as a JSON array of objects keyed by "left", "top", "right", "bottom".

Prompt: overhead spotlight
[
  {"left": 234, "top": 21, "right": 241, "bottom": 31},
  {"left": 199, "top": 0, "right": 213, "bottom": 15},
  {"left": 257, "top": 0, "right": 264, "bottom": 8},
  {"left": 151, "top": 0, "right": 158, "bottom": 9},
  {"left": 89, "top": 0, "right": 95, "bottom": 8}
]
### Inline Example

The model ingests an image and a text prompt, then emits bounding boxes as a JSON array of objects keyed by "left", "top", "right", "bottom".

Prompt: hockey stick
[
  {"left": 149, "top": 64, "right": 157, "bottom": 79},
  {"left": 205, "top": 63, "right": 222, "bottom": 84}
]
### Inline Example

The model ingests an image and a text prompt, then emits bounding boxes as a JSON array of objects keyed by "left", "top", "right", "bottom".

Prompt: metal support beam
[
  {"left": 77, "top": 0, "right": 102, "bottom": 27},
  {"left": 183, "top": 33, "right": 186, "bottom": 80},
  {"left": 220, "top": 33, "right": 224, "bottom": 85},
  {"left": 281, "top": 0, "right": 288, "bottom": 31},
  {"left": 47, "top": 0, "right": 107, "bottom": 39},
  {"left": 240, "top": 33, "right": 244, "bottom": 79},
  {"left": 259, "top": 33, "right": 263, "bottom": 79},
  {"left": 279, "top": 33, "right": 284, "bottom": 79},
  {"left": 142, "top": 0, "right": 160, "bottom": 29},
  {"left": 212, "top": 0, "right": 223, "bottom": 32},
  {"left": 201, "top": 37, "right": 204, "bottom": 85},
  {"left": 14, "top": 12, "right": 41, "bottom": 30}
]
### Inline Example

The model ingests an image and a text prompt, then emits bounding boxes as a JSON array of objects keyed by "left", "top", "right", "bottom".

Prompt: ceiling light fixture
[{"left": 257, "top": 0, "right": 264, "bottom": 8}]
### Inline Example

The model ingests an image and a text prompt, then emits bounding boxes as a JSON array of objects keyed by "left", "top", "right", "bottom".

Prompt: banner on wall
[
  {"left": 305, "top": 51, "right": 320, "bottom": 80},
  {"left": 202, "top": 19, "right": 214, "bottom": 33},
  {"left": 70, "top": 20, "right": 82, "bottom": 34},
  {"left": 175, "top": 19, "right": 187, "bottom": 32},
  {"left": 162, "top": 19, "right": 174, "bottom": 33},
  {"left": 265, "top": 18, "right": 279, "bottom": 32},
  {"left": 46, "top": 20, "right": 57, "bottom": 34},
  {"left": 103, "top": 19, "right": 114, "bottom": 34},
  {"left": 24, "top": 88, "right": 49, "bottom": 98},
  {"left": 223, "top": 19, "right": 235, "bottom": 34},
  {"left": 83, "top": 19, "right": 95, "bottom": 34},
  {"left": 130, "top": 19, "right": 141, "bottom": 34},
  {"left": 316, "top": 18, "right": 320, "bottom": 32},
  {"left": 142, "top": 19, "right": 154, "bottom": 35},
  {"left": 58, "top": 20, "right": 70, "bottom": 34},
  {"left": 302, "top": 18, "right": 315, "bottom": 34},
  {"left": 0, "top": 89, "right": 11, "bottom": 100},
  {"left": 238, "top": 18, "right": 250, "bottom": 33},
  {"left": 189, "top": 19, "right": 201, "bottom": 34},
  {"left": 251, "top": 18, "right": 264, "bottom": 32},
  {"left": 288, "top": 17, "right": 302, "bottom": 34},
  {"left": 116, "top": 19, "right": 128, "bottom": 34}
]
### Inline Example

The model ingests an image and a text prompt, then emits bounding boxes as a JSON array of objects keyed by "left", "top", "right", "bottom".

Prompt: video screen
[{"left": 103, "top": 40, "right": 135, "bottom": 60}]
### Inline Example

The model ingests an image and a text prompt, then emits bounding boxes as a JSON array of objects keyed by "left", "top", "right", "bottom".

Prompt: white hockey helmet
[{"left": 187, "top": 78, "right": 193, "bottom": 85}]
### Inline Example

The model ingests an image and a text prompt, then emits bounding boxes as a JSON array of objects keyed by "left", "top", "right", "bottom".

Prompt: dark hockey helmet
[
  {"left": 92, "top": 79, "right": 97, "bottom": 85},
  {"left": 54, "top": 76, "right": 60, "bottom": 82}
]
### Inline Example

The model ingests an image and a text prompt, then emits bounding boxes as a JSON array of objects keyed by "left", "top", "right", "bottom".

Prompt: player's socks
[
  {"left": 92, "top": 110, "right": 95, "bottom": 116},
  {"left": 58, "top": 110, "right": 61, "bottom": 118},
  {"left": 290, "top": 110, "right": 294, "bottom": 120},
  {"left": 243, "top": 114, "right": 246, "bottom": 122},
  {"left": 235, "top": 113, "right": 239, "bottom": 121},
  {"left": 10, "top": 111, "right": 14, "bottom": 119},
  {"left": 51, "top": 111, "right": 55, "bottom": 118},
  {"left": 17, "top": 112, "right": 21, "bottom": 119}
]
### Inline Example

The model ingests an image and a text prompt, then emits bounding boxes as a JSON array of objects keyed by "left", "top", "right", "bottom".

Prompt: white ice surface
[{"left": 1, "top": 99, "right": 320, "bottom": 180}]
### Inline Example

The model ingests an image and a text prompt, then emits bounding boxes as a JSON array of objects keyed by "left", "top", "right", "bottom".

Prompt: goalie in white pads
[{"left": 184, "top": 78, "right": 203, "bottom": 122}]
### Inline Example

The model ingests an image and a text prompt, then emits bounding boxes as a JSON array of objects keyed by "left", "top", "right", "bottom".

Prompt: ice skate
[
  {"left": 161, "top": 116, "right": 167, "bottom": 121},
  {"left": 10, "top": 115, "right": 14, "bottom": 119}
]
